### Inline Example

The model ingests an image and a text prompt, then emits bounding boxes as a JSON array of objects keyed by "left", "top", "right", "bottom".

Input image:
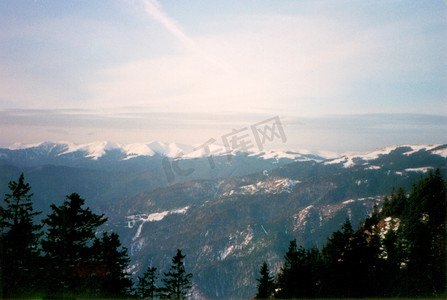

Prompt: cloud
[
  {"left": 139, "top": 0, "right": 231, "bottom": 70},
  {"left": 140, "top": 0, "right": 197, "bottom": 51},
  {"left": 88, "top": 7, "right": 446, "bottom": 116},
  {"left": 85, "top": 14, "right": 395, "bottom": 115},
  {"left": 1, "top": 109, "right": 445, "bottom": 152},
  {"left": 0, "top": 109, "right": 270, "bottom": 129}
]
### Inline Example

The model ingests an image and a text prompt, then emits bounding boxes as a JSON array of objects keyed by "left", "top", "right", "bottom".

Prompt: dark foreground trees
[
  {"left": 1, "top": 173, "right": 195, "bottom": 299},
  {"left": 136, "top": 250, "right": 193, "bottom": 300},
  {"left": 257, "top": 169, "right": 446, "bottom": 298},
  {"left": 1, "top": 175, "right": 132, "bottom": 298},
  {"left": 41, "top": 193, "right": 133, "bottom": 297},
  {"left": 138, "top": 266, "right": 159, "bottom": 299}
]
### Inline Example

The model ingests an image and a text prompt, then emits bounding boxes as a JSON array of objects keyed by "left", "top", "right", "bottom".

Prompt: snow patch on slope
[
  {"left": 405, "top": 167, "right": 434, "bottom": 173},
  {"left": 224, "top": 178, "right": 300, "bottom": 196},
  {"left": 293, "top": 205, "right": 314, "bottom": 231},
  {"left": 219, "top": 245, "right": 234, "bottom": 260},
  {"left": 218, "top": 226, "right": 254, "bottom": 260},
  {"left": 128, "top": 206, "right": 189, "bottom": 241}
]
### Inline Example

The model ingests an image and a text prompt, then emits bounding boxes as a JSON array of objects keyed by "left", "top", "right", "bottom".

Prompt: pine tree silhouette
[
  {"left": 0, "top": 173, "right": 42, "bottom": 297},
  {"left": 41, "top": 192, "right": 107, "bottom": 295},
  {"left": 91, "top": 232, "right": 133, "bottom": 297},
  {"left": 138, "top": 266, "right": 159, "bottom": 299},
  {"left": 256, "top": 262, "right": 275, "bottom": 299},
  {"left": 160, "top": 249, "right": 192, "bottom": 299}
]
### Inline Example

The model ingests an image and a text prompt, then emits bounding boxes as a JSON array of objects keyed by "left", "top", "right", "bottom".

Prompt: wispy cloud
[
  {"left": 139, "top": 0, "right": 232, "bottom": 70},
  {"left": 140, "top": 0, "right": 197, "bottom": 51}
]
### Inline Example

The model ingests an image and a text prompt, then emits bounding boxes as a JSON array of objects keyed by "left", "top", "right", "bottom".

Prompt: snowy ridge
[
  {"left": 249, "top": 150, "right": 326, "bottom": 162},
  {"left": 5, "top": 141, "right": 337, "bottom": 161},
  {"left": 5, "top": 142, "right": 446, "bottom": 162},
  {"left": 432, "top": 147, "right": 447, "bottom": 158},
  {"left": 324, "top": 144, "right": 446, "bottom": 168},
  {"left": 6, "top": 141, "right": 203, "bottom": 160}
]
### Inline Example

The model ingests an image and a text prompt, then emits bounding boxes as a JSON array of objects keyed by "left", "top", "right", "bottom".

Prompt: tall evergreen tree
[
  {"left": 160, "top": 249, "right": 192, "bottom": 300},
  {"left": 321, "top": 219, "right": 354, "bottom": 297},
  {"left": 275, "top": 241, "right": 322, "bottom": 299},
  {"left": 275, "top": 240, "right": 309, "bottom": 298},
  {"left": 346, "top": 226, "right": 382, "bottom": 297},
  {"left": 0, "top": 173, "right": 42, "bottom": 297},
  {"left": 381, "top": 226, "right": 406, "bottom": 295},
  {"left": 138, "top": 266, "right": 159, "bottom": 299},
  {"left": 41, "top": 192, "right": 107, "bottom": 294},
  {"left": 91, "top": 232, "right": 133, "bottom": 297},
  {"left": 275, "top": 239, "right": 298, "bottom": 298},
  {"left": 305, "top": 246, "right": 323, "bottom": 297},
  {"left": 256, "top": 262, "right": 275, "bottom": 299}
]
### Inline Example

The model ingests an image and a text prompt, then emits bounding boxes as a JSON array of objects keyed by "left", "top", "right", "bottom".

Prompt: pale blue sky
[{"left": 0, "top": 0, "right": 446, "bottom": 152}]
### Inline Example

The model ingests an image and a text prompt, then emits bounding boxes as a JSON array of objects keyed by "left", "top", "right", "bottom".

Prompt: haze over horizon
[{"left": 1, "top": 0, "right": 446, "bottom": 152}]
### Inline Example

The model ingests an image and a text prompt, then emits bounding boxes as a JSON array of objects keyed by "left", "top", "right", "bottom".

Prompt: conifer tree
[
  {"left": 256, "top": 262, "right": 275, "bottom": 299},
  {"left": 321, "top": 219, "right": 354, "bottom": 297},
  {"left": 160, "top": 249, "right": 192, "bottom": 299},
  {"left": 138, "top": 266, "right": 159, "bottom": 299},
  {"left": 41, "top": 192, "right": 107, "bottom": 294},
  {"left": 0, "top": 173, "right": 42, "bottom": 297},
  {"left": 91, "top": 232, "right": 133, "bottom": 297},
  {"left": 305, "top": 246, "right": 323, "bottom": 297},
  {"left": 275, "top": 239, "right": 308, "bottom": 298}
]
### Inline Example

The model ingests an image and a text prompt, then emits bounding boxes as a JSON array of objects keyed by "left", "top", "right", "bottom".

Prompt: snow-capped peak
[
  {"left": 8, "top": 141, "right": 66, "bottom": 151},
  {"left": 146, "top": 141, "right": 193, "bottom": 157},
  {"left": 59, "top": 141, "right": 121, "bottom": 160},
  {"left": 325, "top": 144, "right": 446, "bottom": 168}
]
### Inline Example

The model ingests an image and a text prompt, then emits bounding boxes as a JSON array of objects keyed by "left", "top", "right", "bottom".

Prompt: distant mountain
[
  {"left": 0, "top": 141, "right": 328, "bottom": 215},
  {"left": 1, "top": 142, "right": 446, "bottom": 298},
  {"left": 102, "top": 144, "right": 447, "bottom": 298},
  {"left": 2, "top": 141, "right": 331, "bottom": 164},
  {"left": 324, "top": 144, "right": 447, "bottom": 168}
]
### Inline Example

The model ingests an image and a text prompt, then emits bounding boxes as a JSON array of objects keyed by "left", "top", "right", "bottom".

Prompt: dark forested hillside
[{"left": 258, "top": 169, "right": 446, "bottom": 298}]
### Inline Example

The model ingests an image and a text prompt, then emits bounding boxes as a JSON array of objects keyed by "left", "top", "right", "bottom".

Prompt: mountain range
[
  {"left": 4, "top": 141, "right": 335, "bottom": 162},
  {"left": 1, "top": 142, "right": 446, "bottom": 298}
]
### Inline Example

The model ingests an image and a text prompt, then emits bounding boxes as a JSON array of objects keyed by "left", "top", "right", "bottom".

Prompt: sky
[{"left": 0, "top": 0, "right": 446, "bottom": 152}]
